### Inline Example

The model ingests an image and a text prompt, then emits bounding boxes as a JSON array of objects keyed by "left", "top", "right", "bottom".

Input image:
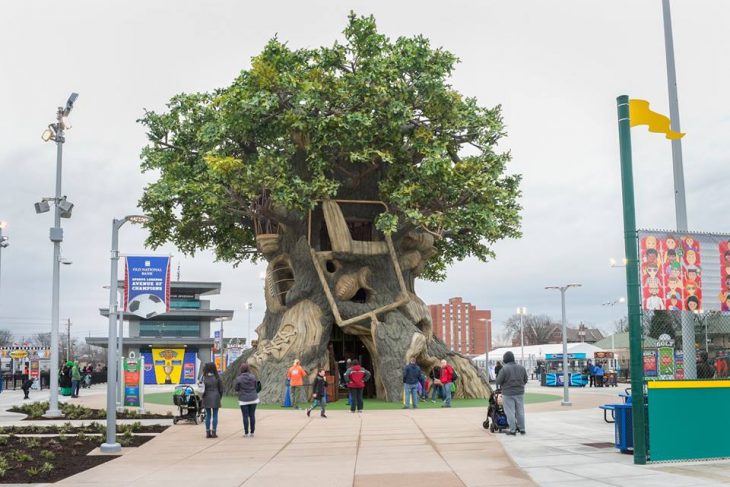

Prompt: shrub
[
  {"left": 39, "top": 462, "right": 54, "bottom": 475},
  {"left": 0, "top": 457, "right": 8, "bottom": 478},
  {"left": 40, "top": 450, "right": 55, "bottom": 461},
  {"left": 24, "top": 437, "right": 40, "bottom": 448},
  {"left": 26, "top": 466, "right": 40, "bottom": 477}
]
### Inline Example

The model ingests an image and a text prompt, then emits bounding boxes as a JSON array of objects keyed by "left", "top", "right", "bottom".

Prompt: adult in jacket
[
  {"left": 403, "top": 357, "right": 421, "bottom": 409},
  {"left": 306, "top": 369, "right": 328, "bottom": 418},
  {"left": 439, "top": 359, "right": 455, "bottom": 408},
  {"left": 200, "top": 362, "right": 224, "bottom": 438},
  {"left": 344, "top": 359, "right": 371, "bottom": 413},
  {"left": 235, "top": 363, "right": 260, "bottom": 437},
  {"left": 287, "top": 359, "right": 307, "bottom": 410},
  {"left": 429, "top": 364, "right": 443, "bottom": 402},
  {"left": 496, "top": 351, "right": 528, "bottom": 435}
]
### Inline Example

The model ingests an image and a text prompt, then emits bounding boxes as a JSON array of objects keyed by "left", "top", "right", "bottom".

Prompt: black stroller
[
  {"left": 172, "top": 385, "right": 205, "bottom": 424},
  {"left": 482, "top": 389, "right": 509, "bottom": 433}
]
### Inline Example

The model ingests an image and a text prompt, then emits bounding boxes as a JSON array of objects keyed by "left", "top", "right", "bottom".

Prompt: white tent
[{"left": 472, "top": 342, "right": 606, "bottom": 371}]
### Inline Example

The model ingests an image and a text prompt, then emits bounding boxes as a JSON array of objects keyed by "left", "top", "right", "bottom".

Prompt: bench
[{"left": 599, "top": 404, "right": 618, "bottom": 423}]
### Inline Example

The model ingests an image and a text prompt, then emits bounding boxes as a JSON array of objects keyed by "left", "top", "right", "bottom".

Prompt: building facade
[
  {"left": 86, "top": 281, "right": 233, "bottom": 384},
  {"left": 428, "top": 297, "right": 491, "bottom": 356}
]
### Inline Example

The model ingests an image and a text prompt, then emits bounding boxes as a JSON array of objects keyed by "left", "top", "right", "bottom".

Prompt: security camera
[
  {"left": 0, "top": 236, "right": 8, "bottom": 249},
  {"left": 59, "top": 258, "right": 72, "bottom": 265}
]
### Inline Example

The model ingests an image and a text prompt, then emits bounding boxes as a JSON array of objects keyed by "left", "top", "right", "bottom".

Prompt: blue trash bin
[{"left": 614, "top": 403, "right": 633, "bottom": 453}]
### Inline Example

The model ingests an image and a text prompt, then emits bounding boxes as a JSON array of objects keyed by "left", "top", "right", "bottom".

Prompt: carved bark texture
[{"left": 223, "top": 200, "right": 491, "bottom": 403}]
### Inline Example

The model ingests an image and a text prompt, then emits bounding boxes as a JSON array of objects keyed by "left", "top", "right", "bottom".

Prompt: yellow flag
[{"left": 629, "top": 99, "right": 685, "bottom": 140}]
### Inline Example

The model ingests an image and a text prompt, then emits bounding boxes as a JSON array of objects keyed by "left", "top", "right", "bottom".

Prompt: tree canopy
[{"left": 138, "top": 13, "right": 521, "bottom": 280}]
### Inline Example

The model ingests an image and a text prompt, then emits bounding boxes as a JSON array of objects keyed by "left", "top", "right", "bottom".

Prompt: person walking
[
  {"left": 287, "top": 359, "right": 307, "bottom": 410},
  {"left": 403, "top": 357, "right": 421, "bottom": 409},
  {"left": 496, "top": 351, "right": 528, "bottom": 436},
  {"left": 306, "top": 369, "right": 328, "bottom": 418},
  {"left": 439, "top": 359, "right": 455, "bottom": 408},
  {"left": 344, "top": 359, "right": 371, "bottom": 413},
  {"left": 21, "top": 377, "right": 34, "bottom": 400},
  {"left": 200, "top": 362, "right": 223, "bottom": 438},
  {"left": 235, "top": 363, "right": 260, "bottom": 437},
  {"left": 70, "top": 361, "right": 82, "bottom": 398},
  {"left": 429, "top": 364, "right": 442, "bottom": 402}
]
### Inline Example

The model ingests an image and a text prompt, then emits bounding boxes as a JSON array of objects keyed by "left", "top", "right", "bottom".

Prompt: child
[
  {"left": 306, "top": 369, "right": 328, "bottom": 418},
  {"left": 21, "top": 377, "right": 34, "bottom": 400}
]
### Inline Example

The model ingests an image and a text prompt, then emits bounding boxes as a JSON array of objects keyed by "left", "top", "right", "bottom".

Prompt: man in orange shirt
[{"left": 287, "top": 359, "right": 307, "bottom": 409}]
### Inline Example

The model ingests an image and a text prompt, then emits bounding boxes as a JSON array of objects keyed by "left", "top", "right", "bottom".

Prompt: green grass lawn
[{"left": 145, "top": 391, "right": 560, "bottom": 410}]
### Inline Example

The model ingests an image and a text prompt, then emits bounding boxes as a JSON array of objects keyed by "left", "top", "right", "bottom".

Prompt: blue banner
[{"left": 124, "top": 256, "right": 170, "bottom": 318}]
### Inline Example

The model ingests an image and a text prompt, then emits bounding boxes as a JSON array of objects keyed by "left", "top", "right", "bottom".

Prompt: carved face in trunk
[{"left": 242, "top": 199, "right": 488, "bottom": 402}]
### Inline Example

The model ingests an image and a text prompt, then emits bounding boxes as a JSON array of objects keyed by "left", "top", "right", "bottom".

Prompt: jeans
[
  {"left": 71, "top": 380, "right": 80, "bottom": 397},
  {"left": 310, "top": 396, "right": 327, "bottom": 413},
  {"left": 442, "top": 382, "right": 452, "bottom": 406},
  {"left": 290, "top": 385, "right": 303, "bottom": 408},
  {"left": 240, "top": 404, "right": 257, "bottom": 434},
  {"left": 430, "top": 384, "right": 442, "bottom": 401},
  {"left": 204, "top": 407, "right": 219, "bottom": 432},
  {"left": 502, "top": 394, "right": 525, "bottom": 433},
  {"left": 350, "top": 388, "right": 364, "bottom": 411},
  {"left": 405, "top": 383, "right": 419, "bottom": 408}
]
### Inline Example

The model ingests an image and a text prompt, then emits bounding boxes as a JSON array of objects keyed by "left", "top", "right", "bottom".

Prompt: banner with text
[{"left": 124, "top": 256, "right": 171, "bottom": 319}]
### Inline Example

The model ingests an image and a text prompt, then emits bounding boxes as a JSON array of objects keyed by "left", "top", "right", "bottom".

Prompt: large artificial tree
[{"left": 138, "top": 14, "right": 521, "bottom": 402}]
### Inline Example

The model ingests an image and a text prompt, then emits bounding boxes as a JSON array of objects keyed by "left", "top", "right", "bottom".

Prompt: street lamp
[
  {"left": 516, "top": 307, "right": 527, "bottom": 367},
  {"left": 38, "top": 92, "right": 78, "bottom": 418},
  {"left": 215, "top": 317, "right": 233, "bottom": 371},
  {"left": 609, "top": 257, "right": 627, "bottom": 268},
  {"left": 602, "top": 297, "right": 626, "bottom": 365},
  {"left": 101, "top": 214, "right": 151, "bottom": 454},
  {"left": 545, "top": 283, "right": 582, "bottom": 407},
  {"left": 0, "top": 221, "right": 8, "bottom": 304}
]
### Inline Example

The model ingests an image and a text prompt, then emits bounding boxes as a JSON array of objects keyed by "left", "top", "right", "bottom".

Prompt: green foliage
[
  {"left": 26, "top": 466, "right": 40, "bottom": 478},
  {"left": 118, "top": 430, "right": 134, "bottom": 447},
  {"left": 39, "top": 462, "right": 55, "bottom": 475},
  {"left": 0, "top": 457, "right": 7, "bottom": 478},
  {"left": 0, "top": 436, "right": 7, "bottom": 447},
  {"left": 23, "top": 437, "right": 40, "bottom": 449},
  {"left": 138, "top": 13, "right": 521, "bottom": 280},
  {"left": 40, "top": 450, "right": 56, "bottom": 461}
]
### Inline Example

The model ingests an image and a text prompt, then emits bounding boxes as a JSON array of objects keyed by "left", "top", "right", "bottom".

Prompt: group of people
[
  {"left": 58, "top": 361, "right": 94, "bottom": 398},
  {"left": 697, "top": 351, "right": 730, "bottom": 378},
  {"left": 198, "top": 361, "right": 260, "bottom": 439},
  {"left": 404, "top": 358, "right": 457, "bottom": 408},
  {"left": 584, "top": 360, "right": 610, "bottom": 387},
  {"left": 288, "top": 358, "right": 372, "bottom": 415}
]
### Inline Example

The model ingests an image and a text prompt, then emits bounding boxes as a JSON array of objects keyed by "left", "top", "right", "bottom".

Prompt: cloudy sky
[{"left": 1, "top": 1, "right": 729, "bottom": 344}]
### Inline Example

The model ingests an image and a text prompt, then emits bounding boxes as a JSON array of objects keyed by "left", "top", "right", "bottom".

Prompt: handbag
[
  {"left": 255, "top": 380, "right": 262, "bottom": 393},
  {"left": 198, "top": 378, "right": 206, "bottom": 394}
]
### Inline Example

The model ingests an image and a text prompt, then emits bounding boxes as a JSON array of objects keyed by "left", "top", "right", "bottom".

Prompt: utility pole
[{"left": 66, "top": 319, "right": 72, "bottom": 361}]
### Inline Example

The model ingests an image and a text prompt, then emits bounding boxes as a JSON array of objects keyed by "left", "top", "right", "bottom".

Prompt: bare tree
[
  {"left": 503, "top": 314, "right": 558, "bottom": 345},
  {"left": 32, "top": 333, "right": 52, "bottom": 347},
  {"left": 0, "top": 329, "right": 13, "bottom": 347},
  {"left": 614, "top": 316, "right": 629, "bottom": 333}
]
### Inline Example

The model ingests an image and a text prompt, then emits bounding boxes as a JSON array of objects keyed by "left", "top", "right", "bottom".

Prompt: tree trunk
[{"left": 223, "top": 200, "right": 490, "bottom": 403}]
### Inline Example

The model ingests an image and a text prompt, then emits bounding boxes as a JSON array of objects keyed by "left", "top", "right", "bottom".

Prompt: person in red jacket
[
  {"left": 344, "top": 359, "right": 371, "bottom": 413},
  {"left": 440, "top": 359, "right": 455, "bottom": 408}
]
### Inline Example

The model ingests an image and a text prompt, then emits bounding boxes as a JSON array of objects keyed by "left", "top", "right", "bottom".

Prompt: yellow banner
[
  {"left": 152, "top": 348, "right": 185, "bottom": 384},
  {"left": 629, "top": 99, "right": 685, "bottom": 140}
]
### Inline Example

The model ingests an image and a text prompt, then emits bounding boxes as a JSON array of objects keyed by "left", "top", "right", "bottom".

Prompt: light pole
[
  {"left": 516, "top": 307, "right": 527, "bottom": 367},
  {"left": 244, "top": 302, "right": 253, "bottom": 347},
  {"left": 101, "top": 214, "right": 150, "bottom": 454},
  {"left": 478, "top": 317, "right": 490, "bottom": 382},
  {"left": 602, "top": 297, "right": 626, "bottom": 369},
  {"left": 216, "top": 317, "right": 232, "bottom": 371},
  {"left": 0, "top": 221, "right": 8, "bottom": 304},
  {"left": 545, "top": 283, "right": 582, "bottom": 407},
  {"left": 692, "top": 309, "right": 709, "bottom": 353},
  {"left": 37, "top": 93, "right": 78, "bottom": 418}
]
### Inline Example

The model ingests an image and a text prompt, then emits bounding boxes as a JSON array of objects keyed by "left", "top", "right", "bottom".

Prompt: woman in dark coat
[
  {"left": 234, "top": 363, "right": 259, "bottom": 437},
  {"left": 200, "top": 362, "right": 223, "bottom": 438}
]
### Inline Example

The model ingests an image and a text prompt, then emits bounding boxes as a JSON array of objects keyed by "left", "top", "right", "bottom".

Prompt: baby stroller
[
  {"left": 172, "top": 385, "right": 205, "bottom": 425},
  {"left": 482, "top": 389, "right": 509, "bottom": 433}
]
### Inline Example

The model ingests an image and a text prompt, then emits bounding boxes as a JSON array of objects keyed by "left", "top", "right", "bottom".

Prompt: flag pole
[{"left": 616, "top": 95, "right": 648, "bottom": 465}]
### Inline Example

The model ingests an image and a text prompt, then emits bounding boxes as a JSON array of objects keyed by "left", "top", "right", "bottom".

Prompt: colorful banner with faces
[{"left": 638, "top": 230, "right": 730, "bottom": 312}]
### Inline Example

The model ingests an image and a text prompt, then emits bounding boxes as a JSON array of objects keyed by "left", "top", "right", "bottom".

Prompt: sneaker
[
  {"left": 505, "top": 431, "right": 517, "bottom": 436},
  {"left": 357, "top": 410, "right": 362, "bottom": 414},
  {"left": 441, "top": 404, "right": 451, "bottom": 408},
  {"left": 402, "top": 406, "right": 409, "bottom": 409},
  {"left": 250, "top": 433, "right": 254, "bottom": 438},
  {"left": 306, "top": 409, "right": 311, "bottom": 417},
  {"left": 243, "top": 433, "right": 249, "bottom": 437},
  {"left": 351, "top": 410, "right": 356, "bottom": 414},
  {"left": 321, "top": 413, "right": 327, "bottom": 418},
  {"left": 519, "top": 430, "right": 526, "bottom": 435}
]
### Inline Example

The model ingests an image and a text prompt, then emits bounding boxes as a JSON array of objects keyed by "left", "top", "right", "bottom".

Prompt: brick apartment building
[{"left": 428, "top": 297, "right": 491, "bottom": 356}]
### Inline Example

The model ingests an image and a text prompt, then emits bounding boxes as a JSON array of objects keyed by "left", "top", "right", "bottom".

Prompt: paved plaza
[{"left": 3, "top": 382, "right": 730, "bottom": 486}]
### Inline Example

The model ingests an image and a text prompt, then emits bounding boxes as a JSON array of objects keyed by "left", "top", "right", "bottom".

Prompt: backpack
[{"left": 452, "top": 369, "right": 459, "bottom": 382}]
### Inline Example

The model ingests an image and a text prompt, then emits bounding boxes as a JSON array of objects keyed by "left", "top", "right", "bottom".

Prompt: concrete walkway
[{"left": 497, "top": 383, "right": 730, "bottom": 486}]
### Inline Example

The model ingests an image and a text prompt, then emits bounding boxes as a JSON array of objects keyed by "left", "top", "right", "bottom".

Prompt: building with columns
[{"left": 428, "top": 297, "right": 491, "bottom": 356}]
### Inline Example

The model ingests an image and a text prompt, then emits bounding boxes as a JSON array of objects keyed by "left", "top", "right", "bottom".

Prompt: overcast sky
[{"left": 1, "top": 1, "right": 729, "bottom": 344}]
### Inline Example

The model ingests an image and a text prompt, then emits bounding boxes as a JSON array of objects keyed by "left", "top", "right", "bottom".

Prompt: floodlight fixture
[
  {"left": 58, "top": 197, "right": 74, "bottom": 214},
  {"left": 0, "top": 236, "right": 8, "bottom": 249},
  {"left": 125, "top": 215, "right": 151, "bottom": 224},
  {"left": 0, "top": 221, "right": 6, "bottom": 229},
  {"left": 61, "top": 116, "right": 71, "bottom": 130},
  {"left": 41, "top": 125, "right": 56, "bottom": 142},
  {"left": 35, "top": 200, "right": 51, "bottom": 214},
  {"left": 63, "top": 93, "right": 79, "bottom": 116},
  {"left": 59, "top": 257, "right": 72, "bottom": 265}
]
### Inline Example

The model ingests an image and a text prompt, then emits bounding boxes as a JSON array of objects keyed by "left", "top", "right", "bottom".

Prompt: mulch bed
[
  {"left": 0, "top": 423, "right": 168, "bottom": 435},
  {"left": 0, "top": 434, "right": 156, "bottom": 484}
]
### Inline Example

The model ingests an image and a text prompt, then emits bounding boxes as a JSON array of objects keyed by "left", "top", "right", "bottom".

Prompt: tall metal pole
[
  {"left": 662, "top": 0, "right": 696, "bottom": 380},
  {"left": 116, "top": 288, "right": 124, "bottom": 412},
  {"left": 617, "top": 95, "right": 648, "bottom": 465},
  {"left": 0, "top": 224, "right": 5, "bottom": 305},
  {"left": 559, "top": 289, "right": 570, "bottom": 406},
  {"left": 101, "top": 218, "right": 122, "bottom": 453},
  {"left": 246, "top": 302, "right": 252, "bottom": 347},
  {"left": 220, "top": 319, "right": 225, "bottom": 372},
  {"left": 518, "top": 308, "right": 526, "bottom": 367},
  {"left": 46, "top": 111, "right": 65, "bottom": 418}
]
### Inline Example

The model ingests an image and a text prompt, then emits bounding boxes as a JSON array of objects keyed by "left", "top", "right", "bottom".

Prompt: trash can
[{"left": 614, "top": 403, "right": 634, "bottom": 453}]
